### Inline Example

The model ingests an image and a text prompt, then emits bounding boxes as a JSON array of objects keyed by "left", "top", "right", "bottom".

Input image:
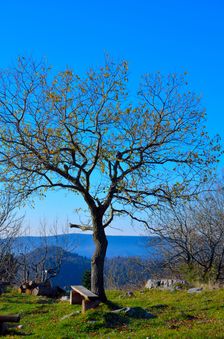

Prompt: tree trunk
[{"left": 91, "top": 221, "right": 108, "bottom": 302}]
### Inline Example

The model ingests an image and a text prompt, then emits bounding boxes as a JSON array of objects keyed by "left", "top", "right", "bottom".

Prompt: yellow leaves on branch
[
  {"left": 122, "top": 61, "right": 128, "bottom": 70},
  {"left": 103, "top": 73, "right": 110, "bottom": 78},
  {"left": 48, "top": 92, "right": 61, "bottom": 102},
  {"left": 64, "top": 70, "right": 73, "bottom": 77},
  {"left": 101, "top": 162, "right": 105, "bottom": 173},
  {"left": 79, "top": 86, "right": 86, "bottom": 93},
  {"left": 46, "top": 128, "right": 54, "bottom": 135}
]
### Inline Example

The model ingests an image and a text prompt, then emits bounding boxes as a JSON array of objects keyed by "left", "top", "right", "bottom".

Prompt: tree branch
[{"left": 69, "top": 223, "right": 93, "bottom": 232}]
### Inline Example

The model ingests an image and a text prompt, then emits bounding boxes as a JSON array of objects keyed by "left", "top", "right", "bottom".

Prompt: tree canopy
[
  {"left": 0, "top": 58, "right": 220, "bottom": 221},
  {"left": 0, "top": 57, "right": 221, "bottom": 299}
]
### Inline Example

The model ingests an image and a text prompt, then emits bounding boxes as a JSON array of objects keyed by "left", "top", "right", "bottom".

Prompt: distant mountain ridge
[
  {"left": 13, "top": 233, "right": 159, "bottom": 258},
  {"left": 15, "top": 245, "right": 158, "bottom": 288}
]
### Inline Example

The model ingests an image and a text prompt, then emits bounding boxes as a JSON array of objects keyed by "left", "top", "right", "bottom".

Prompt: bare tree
[
  {"left": 0, "top": 191, "right": 23, "bottom": 283},
  {"left": 16, "top": 220, "right": 65, "bottom": 286},
  {"left": 152, "top": 187, "right": 224, "bottom": 283},
  {"left": 0, "top": 57, "right": 220, "bottom": 300}
]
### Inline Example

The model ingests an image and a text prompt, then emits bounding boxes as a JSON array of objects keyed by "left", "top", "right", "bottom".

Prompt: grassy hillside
[{"left": 1, "top": 288, "right": 224, "bottom": 338}]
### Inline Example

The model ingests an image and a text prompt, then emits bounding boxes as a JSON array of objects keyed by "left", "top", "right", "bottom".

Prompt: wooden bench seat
[{"left": 70, "top": 285, "right": 100, "bottom": 313}]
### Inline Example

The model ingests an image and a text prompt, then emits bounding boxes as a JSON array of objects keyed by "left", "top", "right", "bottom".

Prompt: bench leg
[
  {"left": 81, "top": 299, "right": 100, "bottom": 314},
  {"left": 70, "top": 291, "right": 83, "bottom": 305}
]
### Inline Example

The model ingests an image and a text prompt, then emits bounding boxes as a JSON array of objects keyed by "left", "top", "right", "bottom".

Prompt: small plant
[{"left": 82, "top": 270, "right": 91, "bottom": 290}]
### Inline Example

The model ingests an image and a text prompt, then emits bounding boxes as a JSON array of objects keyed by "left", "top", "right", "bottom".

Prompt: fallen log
[
  {"left": 18, "top": 281, "right": 37, "bottom": 294},
  {"left": 32, "top": 286, "right": 59, "bottom": 297},
  {"left": 0, "top": 314, "right": 20, "bottom": 323},
  {"left": 17, "top": 287, "right": 24, "bottom": 294},
  {"left": 32, "top": 284, "right": 65, "bottom": 298},
  {"left": 0, "top": 314, "right": 20, "bottom": 335},
  {"left": 25, "top": 288, "right": 32, "bottom": 295}
]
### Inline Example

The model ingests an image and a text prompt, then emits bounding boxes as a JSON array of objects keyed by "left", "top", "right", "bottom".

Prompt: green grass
[{"left": 1, "top": 288, "right": 224, "bottom": 338}]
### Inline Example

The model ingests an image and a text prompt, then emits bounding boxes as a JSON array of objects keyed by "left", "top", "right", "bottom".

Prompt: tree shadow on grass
[
  {"left": 104, "top": 312, "right": 129, "bottom": 328},
  {"left": 36, "top": 298, "right": 56, "bottom": 304},
  {"left": 149, "top": 303, "right": 169, "bottom": 313},
  {"left": 104, "top": 306, "right": 156, "bottom": 328},
  {"left": 3, "top": 327, "right": 32, "bottom": 337},
  {"left": 104, "top": 300, "right": 122, "bottom": 310},
  {"left": 0, "top": 299, "right": 25, "bottom": 305}
]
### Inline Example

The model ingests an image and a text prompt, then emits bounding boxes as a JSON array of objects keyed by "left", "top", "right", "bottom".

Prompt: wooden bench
[{"left": 70, "top": 285, "right": 100, "bottom": 313}]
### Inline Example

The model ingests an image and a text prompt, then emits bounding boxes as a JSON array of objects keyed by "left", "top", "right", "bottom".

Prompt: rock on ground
[
  {"left": 187, "top": 287, "right": 203, "bottom": 293},
  {"left": 145, "top": 279, "right": 187, "bottom": 289},
  {"left": 112, "top": 307, "right": 155, "bottom": 319}
]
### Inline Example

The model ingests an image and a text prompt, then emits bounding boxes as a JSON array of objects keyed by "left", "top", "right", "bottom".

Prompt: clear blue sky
[{"left": 0, "top": 0, "right": 223, "bottom": 235}]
